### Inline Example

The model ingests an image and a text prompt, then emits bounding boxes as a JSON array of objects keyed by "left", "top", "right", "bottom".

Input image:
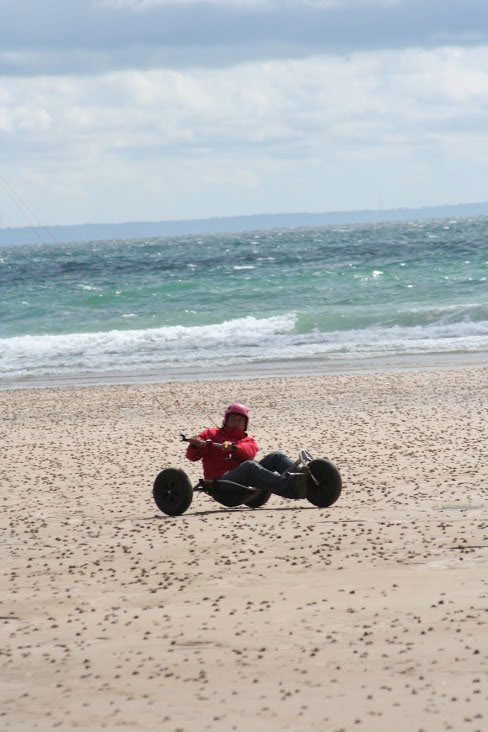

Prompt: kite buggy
[
  {"left": 153, "top": 403, "right": 342, "bottom": 516},
  {"left": 153, "top": 442, "right": 342, "bottom": 516}
]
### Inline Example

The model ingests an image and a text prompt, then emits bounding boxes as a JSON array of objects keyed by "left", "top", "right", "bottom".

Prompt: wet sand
[{"left": 1, "top": 368, "right": 488, "bottom": 731}]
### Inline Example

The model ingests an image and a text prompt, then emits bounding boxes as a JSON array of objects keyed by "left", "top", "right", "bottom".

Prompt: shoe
[{"left": 299, "top": 449, "right": 314, "bottom": 465}]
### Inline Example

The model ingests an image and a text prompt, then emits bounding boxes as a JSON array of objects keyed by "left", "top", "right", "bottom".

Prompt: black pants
[{"left": 220, "top": 451, "right": 297, "bottom": 499}]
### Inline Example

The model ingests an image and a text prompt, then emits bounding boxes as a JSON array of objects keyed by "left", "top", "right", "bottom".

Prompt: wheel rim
[{"left": 159, "top": 478, "right": 180, "bottom": 507}]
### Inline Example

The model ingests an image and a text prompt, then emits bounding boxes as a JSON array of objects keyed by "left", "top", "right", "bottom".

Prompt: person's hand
[
  {"left": 219, "top": 441, "right": 236, "bottom": 453},
  {"left": 188, "top": 435, "right": 205, "bottom": 448}
]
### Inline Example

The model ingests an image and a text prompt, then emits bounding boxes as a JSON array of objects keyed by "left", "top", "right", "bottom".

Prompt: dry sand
[{"left": 1, "top": 367, "right": 488, "bottom": 731}]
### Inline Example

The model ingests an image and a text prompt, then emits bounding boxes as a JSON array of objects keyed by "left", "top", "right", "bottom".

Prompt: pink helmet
[{"left": 224, "top": 403, "right": 250, "bottom": 429}]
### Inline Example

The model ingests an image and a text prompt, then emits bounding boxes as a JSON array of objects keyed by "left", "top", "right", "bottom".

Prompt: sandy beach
[{"left": 1, "top": 367, "right": 488, "bottom": 731}]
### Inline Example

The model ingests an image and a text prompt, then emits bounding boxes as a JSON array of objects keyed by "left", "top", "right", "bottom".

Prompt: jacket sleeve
[
  {"left": 233, "top": 436, "right": 258, "bottom": 461},
  {"left": 185, "top": 428, "right": 213, "bottom": 463}
]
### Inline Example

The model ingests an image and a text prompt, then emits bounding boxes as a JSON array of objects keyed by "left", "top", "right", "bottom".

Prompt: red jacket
[{"left": 185, "top": 426, "right": 258, "bottom": 480}]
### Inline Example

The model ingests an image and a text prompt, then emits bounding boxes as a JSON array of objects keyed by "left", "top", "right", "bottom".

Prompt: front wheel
[
  {"left": 306, "top": 459, "right": 342, "bottom": 508},
  {"left": 153, "top": 468, "right": 193, "bottom": 516}
]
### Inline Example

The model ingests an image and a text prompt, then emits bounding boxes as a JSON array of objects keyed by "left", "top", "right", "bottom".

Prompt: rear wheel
[
  {"left": 306, "top": 459, "right": 342, "bottom": 508},
  {"left": 153, "top": 468, "right": 193, "bottom": 516},
  {"left": 243, "top": 489, "right": 272, "bottom": 509}
]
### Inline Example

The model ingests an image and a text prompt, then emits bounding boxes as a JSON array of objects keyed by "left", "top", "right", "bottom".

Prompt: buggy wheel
[
  {"left": 306, "top": 459, "right": 342, "bottom": 508},
  {"left": 153, "top": 468, "right": 193, "bottom": 516},
  {"left": 243, "top": 489, "right": 272, "bottom": 509}
]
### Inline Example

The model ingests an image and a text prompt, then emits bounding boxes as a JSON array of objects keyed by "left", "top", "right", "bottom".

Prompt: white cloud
[
  {"left": 2, "top": 44, "right": 488, "bottom": 227},
  {"left": 1, "top": 1, "right": 488, "bottom": 76},
  {"left": 1, "top": 1, "right": 488, "bottom": 227}
]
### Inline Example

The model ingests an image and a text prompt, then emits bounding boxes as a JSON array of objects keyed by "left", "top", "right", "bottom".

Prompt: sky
[{"left": 1, "top": 0, "right": 488, "bottom": 228}]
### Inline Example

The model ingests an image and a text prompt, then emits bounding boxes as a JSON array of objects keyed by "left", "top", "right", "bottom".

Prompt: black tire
[
  {"left": 208, "top": 480, "right": 257, "bottom": 508},
  {"left": 306, "top": 459, "right": 342, "bottom": 508},
  {"left": 243, "top": 489, "right": 272, "bottom": 509},
  {"left": 153, "top": 468, "right": 193, "bottom": 516}
]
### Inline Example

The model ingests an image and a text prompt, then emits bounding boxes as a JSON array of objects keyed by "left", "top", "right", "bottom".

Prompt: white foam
[
  {"left": 2, "top": 313, "right": 488, "bottom": 382},
  {"left": 0, "top": 314, "right": 297, "bottom": 379}
]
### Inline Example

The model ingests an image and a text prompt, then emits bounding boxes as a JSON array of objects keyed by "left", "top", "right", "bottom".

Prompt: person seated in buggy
[
  {"left": 185, "top": 402, "right": 309, "bottom": 500},
  {"left": 153, "top": 402, "right": 341, "bottom": 515}
]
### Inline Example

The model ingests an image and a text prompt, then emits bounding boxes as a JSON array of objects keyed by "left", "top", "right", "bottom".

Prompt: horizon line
[{"left": 1, "top": 200, "right": 488, "bottom": 246}]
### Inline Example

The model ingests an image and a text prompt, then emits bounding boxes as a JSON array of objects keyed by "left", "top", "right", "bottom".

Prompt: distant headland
[{"left": 1, "top": 201, "right": 488, "bottom": 247}]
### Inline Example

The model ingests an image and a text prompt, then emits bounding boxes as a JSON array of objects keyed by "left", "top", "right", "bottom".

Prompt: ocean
[{"left": 1, "top": 217, "right": 487, "bottom": 388}]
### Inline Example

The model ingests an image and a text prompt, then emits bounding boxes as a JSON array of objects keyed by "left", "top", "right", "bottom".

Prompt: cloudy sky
[{"left": 1, "top": 0, "right": 488, "bottom": 228}]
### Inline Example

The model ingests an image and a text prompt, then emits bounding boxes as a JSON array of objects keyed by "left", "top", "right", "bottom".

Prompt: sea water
[{"left": 1, "top": 217, "right": 487, "bottom": 387}]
